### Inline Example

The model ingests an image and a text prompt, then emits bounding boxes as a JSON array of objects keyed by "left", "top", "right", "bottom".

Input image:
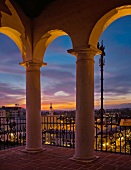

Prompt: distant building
[
  {"left": 0, "top": 109, "right": 6, "bottom": 131},
  {"left": 0, "top": 106, "right": 25, "bottom": 118},
  {"left": 0, "top": 109, "right": 6, "bottom": 117},
  {"left": 0, "top": 106, "right": 26, "bottom": 139}
]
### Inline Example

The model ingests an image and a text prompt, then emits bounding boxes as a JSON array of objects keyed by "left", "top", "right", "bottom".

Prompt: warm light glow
[{"left": 41, "top": 102, "right": 76, "bottom": 110}]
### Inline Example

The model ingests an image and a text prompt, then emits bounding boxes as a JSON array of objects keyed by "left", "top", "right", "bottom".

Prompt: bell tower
[{"left": 49, "top": 103, "right": 53, "bottom": 116}]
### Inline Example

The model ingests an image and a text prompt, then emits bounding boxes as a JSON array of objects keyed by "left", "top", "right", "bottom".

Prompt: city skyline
[{"left": 0, "top": 16, "right": 131, "bottom": 110}]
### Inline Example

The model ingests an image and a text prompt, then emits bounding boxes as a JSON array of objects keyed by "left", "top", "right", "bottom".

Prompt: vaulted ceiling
[{"left": 13, "top": 0, "right": 55, "bottom": 18}]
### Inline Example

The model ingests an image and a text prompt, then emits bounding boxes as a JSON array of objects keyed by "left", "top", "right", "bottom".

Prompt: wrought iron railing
[
  {"left": 41, "top": 116, "right": 75, "bottom": 148},
  {"left": 0, "top": 115, "right": 131, "bottom": 155},
  {"left": 0, "top": 117, "right": 26, "bottom": 150},
  {"left": 94, "top": 116, "right": 131, "bottom": 154}
]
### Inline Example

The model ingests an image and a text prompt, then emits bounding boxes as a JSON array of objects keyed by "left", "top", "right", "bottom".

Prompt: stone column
[
  {"left": 68, "top": 46, "right": 100, "bottom": 161},
  {"left": 20, "top": 61, "right": 46, "bottom": 152}
]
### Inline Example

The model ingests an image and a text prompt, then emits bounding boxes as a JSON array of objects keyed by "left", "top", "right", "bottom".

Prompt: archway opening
[
  {"left": 41, "top": 35, "right": 76, "bottom": 112},
  {"left": 89, "top": 5, "right": 131, "bottom": 48},
  {"left": 94, "top": 15, "right": 131, "bottom": 112},
  {"left": 0, "top": 33, "right": 25, "bottom": 108}
]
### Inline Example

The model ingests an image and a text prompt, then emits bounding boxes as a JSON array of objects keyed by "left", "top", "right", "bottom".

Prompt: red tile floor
[{"left": 0, "top": 145, "right": 131, "bottom": 170}]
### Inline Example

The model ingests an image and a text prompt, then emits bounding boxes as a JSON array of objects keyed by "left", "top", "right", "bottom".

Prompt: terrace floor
[{"left": 0, "top": 145, "right": 131, "bottom": 170}]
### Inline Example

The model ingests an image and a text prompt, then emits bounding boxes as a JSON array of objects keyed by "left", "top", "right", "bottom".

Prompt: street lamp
[{"left": 97, "top": 40, "right": 106, "bottom": 150}]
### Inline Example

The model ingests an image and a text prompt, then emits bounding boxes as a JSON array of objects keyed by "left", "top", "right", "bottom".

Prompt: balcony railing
[
  {"left": 0, "top": 117, "right": 26, "bottom": 149},
  {"left": 41, "top": 116, "right": 75, "bottom": 148},
  {"left": 94, "top": 116, "right": 131, "bottom": 154},
  {"left": 0, "top": 115, "right": 131, "bottom": 155}
]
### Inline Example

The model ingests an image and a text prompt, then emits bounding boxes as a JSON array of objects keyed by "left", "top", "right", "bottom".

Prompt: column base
[
  {"left": 69, "top": 155, "right": 99, "bottom": 163},
  {"left": 21, "top": 147, "right": 46, "bottom": 153}
]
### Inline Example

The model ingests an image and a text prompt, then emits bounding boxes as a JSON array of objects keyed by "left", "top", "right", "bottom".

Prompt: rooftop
[{"left": 0, "top": 145, "right": 131, "bottom": 170}]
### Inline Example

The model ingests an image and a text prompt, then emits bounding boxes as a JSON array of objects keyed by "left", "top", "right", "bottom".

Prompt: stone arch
[
  {"left": 0, "top": 0, "right": 33, "bottom": 62},
  {"left": 89, "top": 5, "right": 131, "bottom": 48},
  {"left": 0, "top": 27, "right": 31, "bottom": 61},
  {"left": 33, "top": 29, "right": 73, "bottom": 63}
]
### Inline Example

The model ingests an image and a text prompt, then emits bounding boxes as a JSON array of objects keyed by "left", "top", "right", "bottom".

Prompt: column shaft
[
  {"left": 68, "top": 47, "right": 99, "bottom": 161},
  {"left": 20, "top": 61, "right": 45, "bottom": 152},
  {"left": 75, "top": 53, "right": 95, "bottom": 159}
]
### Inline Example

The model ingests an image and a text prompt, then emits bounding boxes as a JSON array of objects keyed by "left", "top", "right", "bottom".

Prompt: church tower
[{"left": 49, "top": 103, "right": 53, "bottom": 116}]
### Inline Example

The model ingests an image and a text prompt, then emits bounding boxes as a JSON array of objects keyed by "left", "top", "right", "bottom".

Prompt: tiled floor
[{"left": 0, "top": 145, "right": 131, "bottom": 170}]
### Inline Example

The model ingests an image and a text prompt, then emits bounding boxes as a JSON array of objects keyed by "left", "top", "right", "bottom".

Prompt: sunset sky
[{"left": 0, "top": 16, "right": 131, "bottom": 110}]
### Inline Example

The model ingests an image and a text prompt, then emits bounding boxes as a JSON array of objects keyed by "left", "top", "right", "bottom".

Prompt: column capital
[
  {"left": 19, "top": 60, "right": 47, "bottom": 68},
  {"left": 67, "top": 45, "right": 101, "bottom": 57}
]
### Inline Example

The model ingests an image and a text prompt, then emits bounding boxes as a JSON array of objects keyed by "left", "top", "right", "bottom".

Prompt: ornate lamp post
[{"left": 97, "top": 40, "right": 106, "bottom": 150}]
